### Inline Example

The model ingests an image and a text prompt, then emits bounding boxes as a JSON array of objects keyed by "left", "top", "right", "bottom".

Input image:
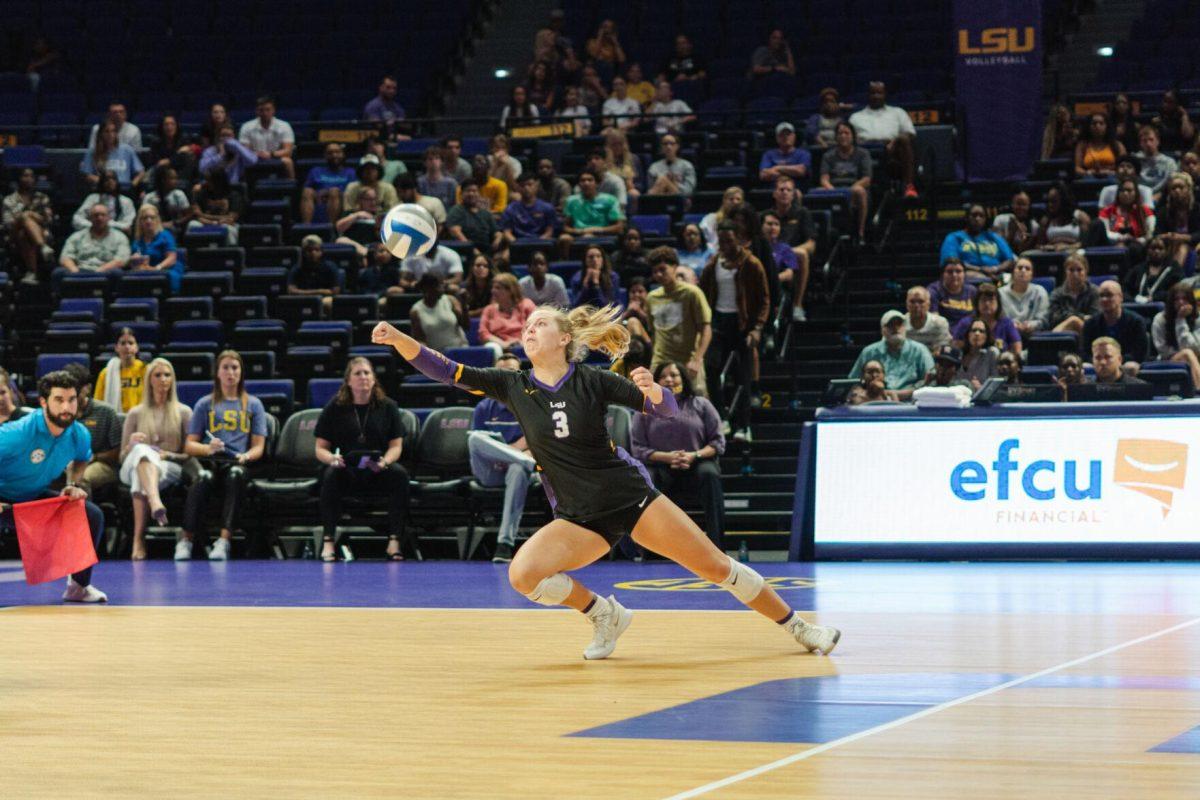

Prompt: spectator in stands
[
  {"left": 118, "top": 358, "right": 193, "bottom": 560},
  {"left": 198, "top": 123, "right": 257, "bottom": 185},
  {"left": 849, "top": 309, "right": 934, "bottom": 393},
  {"left": 459, "top": 253, "right": 497, "bottom": 317},
  {"left": 603, "top": 128, "right": 642, "bottom": 203},
  {"left": 365, "top": 136, "right": 407, "bottom": 185},
  {"left": 190, "top": 167, "right": 244, "bottom": 245},
  {"left": 646, "top": 247, "right": 711, "bottom": 385},
  {"left": 631, "top": 361, "right": 725, "bottom": 545},
  {"left": 767, "top": 176, "right": 814, "bottom": 313},
  {"left": 850, "top": 81, "right": 917, "bottom": 198},
  {"left": 24, "top": 35, "right": 61, "bottom": 88},
  {"left": 198, "top": 104, "right": 231, "bottom": 149},
  {"left": 856, "top": 360, "right": 899, "bottom": 402},
  {"left": 500, "top": 84, "right": 540, "bottom": 130},
  {"left": 501, "top": 173, "right": 557, "bottom": 247},
  {"left": 1126, "top": 235, "right": 1184, "bottom": 303},
  {"left": 143, "top": 166, "right": 194, "bottom": 233},
  {"left": 0, "top": 370, "right": 107, "bottom": 602},
  {"left": 478, "top": 273, "right": 536, "bottom": 356},
  {"left": 1041, "top": 103, "right": 1078, "bottom": 160},
  {"left": 1111, "top": 93, "right": 1139, "bottom": 154},
  {"left": 571, "top": 244, "right": 621, "bottom": 307},
  {"left": 488, "top": 134, "right": 522, "bottom": 195},
  {"left": 181, "top": 351, "right": 266, "bottom": 560},
  {"left": 750, "top": 28, "right": 795, "bottom": 76},
  {"left": 557, "top": 86, "right": 592, "bottom": 136},
  {"left": 729, "top": 203, "right": 781, "bottom": 341},
  {"left": 128, "top": 204, "right": 182, "bottom": 293},
  {"left": 1151, "top": 283, "right": 1200, "bottom": 387},
  {"left": 437, "top": 135, "right": 471, "bottom": 183},
  {"left": 759, "top": 122, "right": 811, "bottom": 185},
  {"left": 409, "top": 274, "right": 468, "bottom": 351},
  {"left": 72, "top": 171, "right": 136, "bottom": 235},
  {"left": 61, "top": 363, "right": 121, "bottom": 502},
  {"left": 359, "top": 243, "right": 401, "bottom": 301},
  {"left": 313, "top": 357, "right": 410, "bottom": 562},
  {"left": 1049, "top": 252, "right": 1100, "bottom": 334},
  {"left": 647, "top": 81, "right": 695, "bottom": 136},
  {"left": 95, "top": 327, "right": 145, "bottom": 412},
  {"left": 762, "top": 210, "right": 806, "bottom": 323},
  {"left": 80, "top": 120, "right": 145, "bottom": 189},
  {"left": 1090, "top": 337, "right": 1147, "bottom": 386},
  {"left": 238, "top": 95, "right": 295, "bottom": 179},
  {"left": 287, "top": 235, "right": 342, "bottom": 315},
  {"left": 926, "top": 258, "right": 976, "bottom": 326},
  {"left": 418, "top": 146, "right": 459, "bottom": 209},
  {"left": 394, "top": 172, "right": 445, "bottom": 227},
  {"left": 56, "top": 203, "right": 130, "bottom": 291},
  {"left": 659, "top": 34, "right": 707, "bottom": 83},
  {"left": 1152, "top": 90, "right": 1195, "bottom": 153},
  {"left": 625, "top": 63, "right": 655, "bottom": 107},
  {"left": 525, "top": 60, "right": 557, "bottom": 112},
  {"left": 1057, "top": 352, "right": 1085, "bottom": 392},
  {"left": 534, "top": 8, "right": 581, "bottom": 78},
  {"left": 86, "top": 102, "right": 141, "bottom": 152},
  {"left": 701, "top": 222, "right": 769, "bottom": 438},
  {"left": 0, "top": 371, "right": 24, "bottom": 426},
  {"left": 940, "top": 205, "right": 1016, "bottom": 281},
  {"left": 399, "top": 234, "right": 465, "bottom": 290},
  {"left": 1182, "top": 152, "right": 1200, "bottom": 201},
  {"left": 1135, "top": 125, "right": 1178, "bottom": 197},
  {"left": 1157, "top": 172, "right": 1200, "bottom": 266},
  {"left": 950, "top": 283, "right": 1023, "bottom": 357},
  {"left": 915, "top": 345, "right": 971, "bottom": 390},
  {"left": 346, "top": 154, "right": 400, "bottom": 213},
  {"left": 2, "top": 167, "right": 55, "bottom": 283},
  {"left": 1036, "top": 181, "right": 1091, "bottom": 251},
  {"left": 647, "top": 133, "right": 697, "bottom": 197},
  {"left": 819, "top": 121, "right": 872, "bottom": 241},
  {"left": 991, "top": 190, "right": 1039, "bottom": 254},
  {"left": 807, "top": 87, "right": 846, "bottom": 149},
  {"left": 621, "top": 277, "right": 654, "bottom": 348},
  {"left": 149, "top": 114, "right": 196, "bottom": 186},
  {"left": 677, "top": 222, "right": 713, "bottom": 277},
  {"left": 519, "top": 250, "right": 570, "bottom": 307},
  {"left": 1075, "top": 112, "right": 1124, "bottom": 178},
  {"left": 447, "top": 178, "right": 503, "bottom": 256},
  {"left": 700, "top": 186, "right": 744, "bottom": 249},
  {"left": 363, "top": 75, "right": 407, "bottom": 138},
  {"left": 959, "top": 319, "right": 999, "bottom": 389},
  {"left": 997, "top": 351, "right": 1022, "bottom": 385},
  {"left": 602, "top": 77, "right": 643, "bottom": 131},
  {"left": 1001, "top": 257, "right": 1050, "bottom": 336},
  {"left": 1097, "top": 178, "right": 1155, "bottom": 255},
  {"left": 903, "top": 285, "right": 951, "bottom": 351},
  {"left": 612, "top": 227, "right": 651, "bottom": 283},
  {"left": 558, "top": 168, "right": 625, "bottom": 254},
  {"left": 535, "top": 157, "right": 572, "bottom": 212},
  {"left": 586, "top": 19, "right": 626, "bottom": 71},
  {"left": 458, "top": 155, "right": 509, "bottom": 215},
  {"left": 334, "top": 186, "right": 384, "bottom": 256},
  {"left": 578, "top": 64, "right": 608, "bottom": 109},
  {"left": 300, "top": 142, "right": 355, "bottom": 224},
  {"left": 582, "top": 148, "right": 628, "bottom": 206},
  {"left": 1082, "top": 281, "right": 1146, "bottom": 369}
]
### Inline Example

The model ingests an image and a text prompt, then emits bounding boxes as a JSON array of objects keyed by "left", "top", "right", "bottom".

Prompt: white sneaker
[
  {"left": 174, "top": 539, "right": 193, "bottom": 561},
  {"left": 792, "top": 306, "right": 807, "bottom": 322},
  {"left": 62, "top": 578, "right": 108, "bottom": 603},
  {"left": 208, "top": 538, "right": 230, "bottom": 561},
  {"left": 732, "top": 428, "right": 753, "bottom": 443},
  {"left": 583, "top": 595, "right": 633, "bottom": 660},
  {"left": 720, "top": 420, "right": 732, "bottom": 436},
  {"left": 788, "top": 615, "right": 840, "bottom": 654}
]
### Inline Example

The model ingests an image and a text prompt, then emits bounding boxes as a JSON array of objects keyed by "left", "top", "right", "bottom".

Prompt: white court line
[{"left": 663, "top": 615, "right": 1200, "bottom": 800}]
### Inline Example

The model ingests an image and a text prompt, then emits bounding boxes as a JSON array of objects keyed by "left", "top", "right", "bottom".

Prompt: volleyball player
[{"left": 371, "top": 306, "right": 840, "bottom": 659}]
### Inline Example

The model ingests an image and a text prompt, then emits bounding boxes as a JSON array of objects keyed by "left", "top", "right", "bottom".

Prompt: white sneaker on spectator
[
  {"left": 792, "top": 306, "right": 807, "bottom": 322},
  {"left": 62, "top": 578, "right": 108, "bottom": 603},
  {"left": 208, "top": 538, "right": 230, "bottom": 561},
  {"left": 732, "top": 429, "right": 753, "bottom": 443},
  {"left": 720, "top": 420, "right": 732, "bottom": 436},
  {"left": 787, "top": 615, "right": 840, "bottom": 654},
  {"left": 583, "top": 595, "right": 633, "bottom": 660},
  {"left": 174, "top": 539, "right": 193, "bottom": 561}
]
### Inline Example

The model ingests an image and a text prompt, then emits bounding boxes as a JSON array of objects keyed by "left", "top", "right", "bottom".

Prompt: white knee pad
[
  {"left": 525, "top": 572, "right": 573, "bottom": 606},
  {"left": 718, "top": 556, "right": 765, "bottom": 604}
]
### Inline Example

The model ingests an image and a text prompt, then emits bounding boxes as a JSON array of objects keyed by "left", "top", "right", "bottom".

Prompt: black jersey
[{"left": 454, "top": 361, "right": 657, "bottom": 521}]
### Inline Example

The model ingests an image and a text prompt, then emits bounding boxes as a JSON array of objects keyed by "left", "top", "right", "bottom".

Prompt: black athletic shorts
[{"left": 571, "top": 490, "right": 661, "bottom": 547}]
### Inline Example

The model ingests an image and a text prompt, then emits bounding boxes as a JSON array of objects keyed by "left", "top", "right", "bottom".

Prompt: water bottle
[
  {"left": 301, "top": 540, "right": 314, "bottom": 560},
  {"left": 737, "top": 540, "right": 749, "bottom": 563}
]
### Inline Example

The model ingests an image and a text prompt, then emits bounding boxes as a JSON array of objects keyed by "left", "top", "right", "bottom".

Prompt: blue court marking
[{"left": 1151, "top": 725, "right": 1200, "bottom": 754}]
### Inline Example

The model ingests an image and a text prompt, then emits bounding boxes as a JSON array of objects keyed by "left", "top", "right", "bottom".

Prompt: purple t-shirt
[
  {"left": 951, "top": 315, "right": 1022, "bottom": 351},
  {"left": 926, "top": 280, "right": 977, "bottom": 325},
  {"left": 304, "top": 165, "right": 356, "bottom": 192},
  {"left": 770, "top": 240, "right": 798, "bottom": 273},
  {"left": 759, "top": 147, "right": 812, "bottom": 179}
]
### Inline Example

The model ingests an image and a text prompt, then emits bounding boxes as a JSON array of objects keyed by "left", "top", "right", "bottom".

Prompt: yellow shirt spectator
[
  {"left": 456, "top": 176, "right": 508, "bottom": 215},
  {"left": 95, "top": 359, "right": 146, "bottom": 412},
  {"left": 627, "top": 80, "right": 655, "bottom": 107}
]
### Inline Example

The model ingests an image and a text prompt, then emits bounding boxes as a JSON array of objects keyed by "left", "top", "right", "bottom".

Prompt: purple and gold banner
[{"left": 954, "top": 0, "right": 1042, "bottom": 181}]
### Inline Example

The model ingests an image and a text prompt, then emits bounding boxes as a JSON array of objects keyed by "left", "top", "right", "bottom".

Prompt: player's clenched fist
[
  {"left": 629, "top": 366, "right": 656, "bottom": 395},
  {"left": 372, "top": 321, "right": 403, "bottom": 346}
]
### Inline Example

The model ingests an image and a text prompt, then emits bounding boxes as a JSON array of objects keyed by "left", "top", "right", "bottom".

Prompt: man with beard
[
  {"left": 848, "top": 310, "right": 933, "bottom": 392},
  {"left": 0, "top": 371, "right": 108, "bottom": 602},
  {"left": 300, "top": 142, "right": 355, "bottom": 223}
]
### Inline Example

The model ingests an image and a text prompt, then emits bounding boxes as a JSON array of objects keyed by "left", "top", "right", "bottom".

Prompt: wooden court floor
[{"left": 1, "top": 562, "right": 1199, "bottom": 798}]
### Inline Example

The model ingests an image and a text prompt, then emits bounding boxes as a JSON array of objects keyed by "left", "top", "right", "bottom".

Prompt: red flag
[{"left": 13, "top": 496, "right": 97, "bottom": 585}]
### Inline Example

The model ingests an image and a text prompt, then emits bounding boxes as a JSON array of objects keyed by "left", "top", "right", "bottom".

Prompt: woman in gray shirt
[{"left": 819, "top": 122, "right": 873, "bottom": 240}]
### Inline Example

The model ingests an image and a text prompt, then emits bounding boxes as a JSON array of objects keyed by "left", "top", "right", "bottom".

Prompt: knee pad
[
  {"left": 525, "top": 572, "right": 573, "bottom": 606},
  {"left": 717, "top": 556, "right": 765, "bottom": 604}
]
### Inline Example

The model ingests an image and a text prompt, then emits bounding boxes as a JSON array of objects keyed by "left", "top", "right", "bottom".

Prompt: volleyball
[{"left": 380, "top": 203, "right": 438, "bottom": 259}]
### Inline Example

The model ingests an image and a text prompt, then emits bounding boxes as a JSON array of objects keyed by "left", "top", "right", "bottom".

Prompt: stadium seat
[
  {"left": 246, "top": 379, "right": 296, "bottom": 421},
  {"left": 284, "top": 346, "right": 335, "bottom": 388},
  {"left": 247, "top": 407, "right": 322, "bottom": 528},
  {"left": 188, "top": 247, "right": 246, "bottom": 273},
  {"left": 36, "top": 353, "right": 90, "bottom": 378},
  {"left": 176, "top": 381, "right": 211, "bottom": 409},
  {"left": 180, "top": 271, "right": 234, "bottom": 299},
  {"left": 630, "top": 214, "right": 671, "bottom": 236},
  {"left": 216, "top": 296, "right": 269, "bottom": 326},
  {"left": 238, "top": 224, "right": 282, "bottom": 249},
  {"left": 230, "top": 320, "right": 288, "bottom": 354},
  {"left": 275, "top": 295, "right": 324, "bottom": 328},
  {"left": 247, "top": 246, "right": 301, "bottom": 269},
  {"left": 163, "top": 297, "right": 214, "bottom": 325},
  {"left": 240, "top": 350, "right": 277, "bottom": 379},
  {"left": 1139, "top": 362, "right": 1195, "bottom": 398},
  {"left": 307, "top": 378, "right": 342, "bottom": 409},
  {"left": 296, "top": 321, "right": 352, "bottom": 357},
  {"left": 406, "top": 406, "right": 474, "bottom": 552},
  {"left": 1027, "top": 332, "right": 1080, "bottom": 366},
  {"left": 331, "top": 294, "right": 379, "bottom": 323},
  {"left": 237, "top": 268, "right": 289, "bottom": 296},
  {"left": 117, "top": 273, "right": 171, "bottom": 299},
  {"left": 159, "top": 351, "right": 216, "bottom": 382},
  {"left": 168, "top": 320, "right": 224, "bottom": 350},
  {"left": 59, "top": 298, "right": 105, "bottom": 320},
  {"left": 60, "top": 275, "right": 110, "bottom": 300}
]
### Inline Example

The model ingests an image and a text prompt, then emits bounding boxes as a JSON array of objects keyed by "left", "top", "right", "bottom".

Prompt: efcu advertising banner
[{"left": 954, "top": 0, "right": 1042, "bottom": 181}]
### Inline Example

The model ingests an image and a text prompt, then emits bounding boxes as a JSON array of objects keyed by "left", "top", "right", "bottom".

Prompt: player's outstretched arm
[
  {"left": 372, "top": 321, "right": 462, "bottom": 386},
  {"left": 371, "top": 321, "right": 421, "bottom": 360},
  {"left": 629, "top": 366, "right": 678, "bottom": 418}
]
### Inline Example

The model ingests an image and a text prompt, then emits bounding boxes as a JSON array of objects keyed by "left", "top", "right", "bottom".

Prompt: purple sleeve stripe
[
  {"left": 642, "top": 388, "right": 679, "bottom": 419},
  {"left": 410, "top": 345, "right": 461, "bottom": 386}
]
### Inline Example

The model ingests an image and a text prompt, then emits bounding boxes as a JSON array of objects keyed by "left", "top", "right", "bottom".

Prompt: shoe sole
[
  {"left": 583, "top": 606, "right": 633, "bottom": 660},
  {"left": 818, "top": 628, "right": 842, "bottom": 655}
]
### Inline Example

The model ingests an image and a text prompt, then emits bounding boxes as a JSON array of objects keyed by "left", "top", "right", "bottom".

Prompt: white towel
[
  {"left": 912, "top": 385, "right": 973, "bottom": 408},
  {"left": 101, "top": 357, "right": 123, "bottom": 409}
]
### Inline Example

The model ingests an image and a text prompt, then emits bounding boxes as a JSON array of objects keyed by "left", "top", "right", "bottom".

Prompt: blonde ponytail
[{"left": 537, "top": 304, "right": 631, "bottom": 362}]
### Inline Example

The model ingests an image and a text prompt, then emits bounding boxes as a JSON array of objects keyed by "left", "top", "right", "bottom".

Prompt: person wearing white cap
[
  {"left": 759, "top": 122, "right": 811, "bottom": 185},
  {"left": 848, "top": 309, "right": 934, "bottom": 392}
]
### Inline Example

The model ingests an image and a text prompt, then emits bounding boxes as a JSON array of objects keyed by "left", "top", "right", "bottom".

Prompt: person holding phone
[{"left": 313, "top": 357, "right": 409, "bottom": 562}]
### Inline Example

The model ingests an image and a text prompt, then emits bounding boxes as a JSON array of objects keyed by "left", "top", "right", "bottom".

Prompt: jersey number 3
[{"left": 551, "top": 410, "right": 570, "bottom": 439}]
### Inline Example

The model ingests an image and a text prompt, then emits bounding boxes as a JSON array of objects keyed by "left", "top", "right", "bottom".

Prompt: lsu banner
[
  {"left": 815, "top": 416, "right": 1200, "bottom": 544},
  {"left": 954, "top": 0, "right": 1042, "bottom": 181}
]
